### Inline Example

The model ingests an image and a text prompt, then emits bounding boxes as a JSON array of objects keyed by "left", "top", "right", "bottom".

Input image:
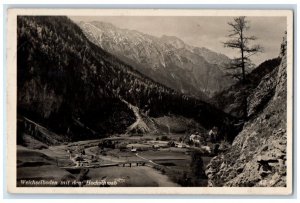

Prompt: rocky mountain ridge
[{"left": 78, "top": 21, "right": 233, "bottom": 99}]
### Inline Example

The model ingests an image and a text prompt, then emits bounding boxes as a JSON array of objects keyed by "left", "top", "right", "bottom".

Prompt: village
[
  {"left": 62, "top": 127, "right": 221, "bottom": 167},
  {"left": 50, "top": 126, "right": 231, "bottom": 186}
]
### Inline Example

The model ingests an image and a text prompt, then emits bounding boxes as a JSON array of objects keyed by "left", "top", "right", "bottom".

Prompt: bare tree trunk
[
  {"left": 240, "top": 29, "right": 247, "bottom": 120},
  {"left": 240, "top": 29, "right": 246, "bottom": 84}
]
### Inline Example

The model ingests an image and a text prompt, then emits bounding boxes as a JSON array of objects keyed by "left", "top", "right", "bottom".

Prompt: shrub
[{"left": 161, "top": 135, "right": 169, "bottom": 141}]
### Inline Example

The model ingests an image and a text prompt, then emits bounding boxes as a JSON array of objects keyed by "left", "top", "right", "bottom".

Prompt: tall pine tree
[{"left": 224, "top": 16, "right": 262, "bottom": 119}]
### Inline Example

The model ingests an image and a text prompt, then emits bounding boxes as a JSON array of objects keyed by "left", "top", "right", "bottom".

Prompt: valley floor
[{"left": 17, "top": 133, "right": 214, "bottom": 187}]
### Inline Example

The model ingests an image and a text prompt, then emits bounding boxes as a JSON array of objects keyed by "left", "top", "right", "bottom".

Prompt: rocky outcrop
[
  {"left": 206, "top": 34, "right": 287, "bottom": 187},
  {"left": 212, "top": 58, "right": 281, "bottom": 118},
  {"left": 247, "top": 66, "right": 278, "bottom": 117}
]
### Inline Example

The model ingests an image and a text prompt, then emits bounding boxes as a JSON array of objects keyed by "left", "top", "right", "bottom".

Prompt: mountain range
[
  {"left": 77, "top": 21, "right": 233, "bottom": 99},
  {"left": 17, "top": 16, "right": 238, "bottom": 143}
]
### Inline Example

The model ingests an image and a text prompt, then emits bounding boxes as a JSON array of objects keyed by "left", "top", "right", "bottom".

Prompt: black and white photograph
[{"left": 6, "top": 9, "right": 293, "bottom": 194}]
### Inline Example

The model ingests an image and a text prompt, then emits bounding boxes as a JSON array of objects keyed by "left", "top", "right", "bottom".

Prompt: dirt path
[
  {"left": 121, "top": 99, "right": 141, "bottom": 130},
  {"left": 120, "top": 99, "right": 150, "bottom": 133}
]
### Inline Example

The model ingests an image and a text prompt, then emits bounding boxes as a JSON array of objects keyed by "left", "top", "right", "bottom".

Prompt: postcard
[{"left": 6, "top": 8, "right": 293, "bottom": 194}]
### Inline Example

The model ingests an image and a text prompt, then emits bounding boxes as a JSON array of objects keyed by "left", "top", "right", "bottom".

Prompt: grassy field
[
  {"left": 86, "top": 166, "right": 179, "bottom": 187},
  {"left": 138, "top": 150, "right": 189, "bottom": 161},
  {"left": 17, "top": 146, "right": 75, "bottom": 187}
]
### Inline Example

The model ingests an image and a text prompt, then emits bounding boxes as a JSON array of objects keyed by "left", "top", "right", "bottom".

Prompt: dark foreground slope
[
  {"left": 17, "top": 16, "right": 238, "bottom": 143},
  {"left": 206, "top": 34, "right": 287, "bottom": 187}
]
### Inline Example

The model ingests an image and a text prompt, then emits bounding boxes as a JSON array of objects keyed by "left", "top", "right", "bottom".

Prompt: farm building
[{"left": 131, "top": 148, "right": 137, "bottom": 152}]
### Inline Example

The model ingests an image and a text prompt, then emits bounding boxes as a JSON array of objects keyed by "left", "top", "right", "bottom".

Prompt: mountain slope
[
  {"left": 206, "top": 33, "right": 287, "bottom": 187},
  {"left": 77, "top": 21, "right": 233, "bottom": 99},
  {"left": 17, "top": 16, "right": 239, "bottom": 143},
  {"left": 212, "top": 57, "right": 281, "bottom": 118}
]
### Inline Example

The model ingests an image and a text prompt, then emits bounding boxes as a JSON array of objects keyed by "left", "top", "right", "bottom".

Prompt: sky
[{"left": 70, "top": 16, "right": 287, "bottom": 65}]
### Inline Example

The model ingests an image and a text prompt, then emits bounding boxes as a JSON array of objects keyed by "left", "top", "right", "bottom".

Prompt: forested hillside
[{"left": 17, "top": 16, "right": 238, "bottom": 142}]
